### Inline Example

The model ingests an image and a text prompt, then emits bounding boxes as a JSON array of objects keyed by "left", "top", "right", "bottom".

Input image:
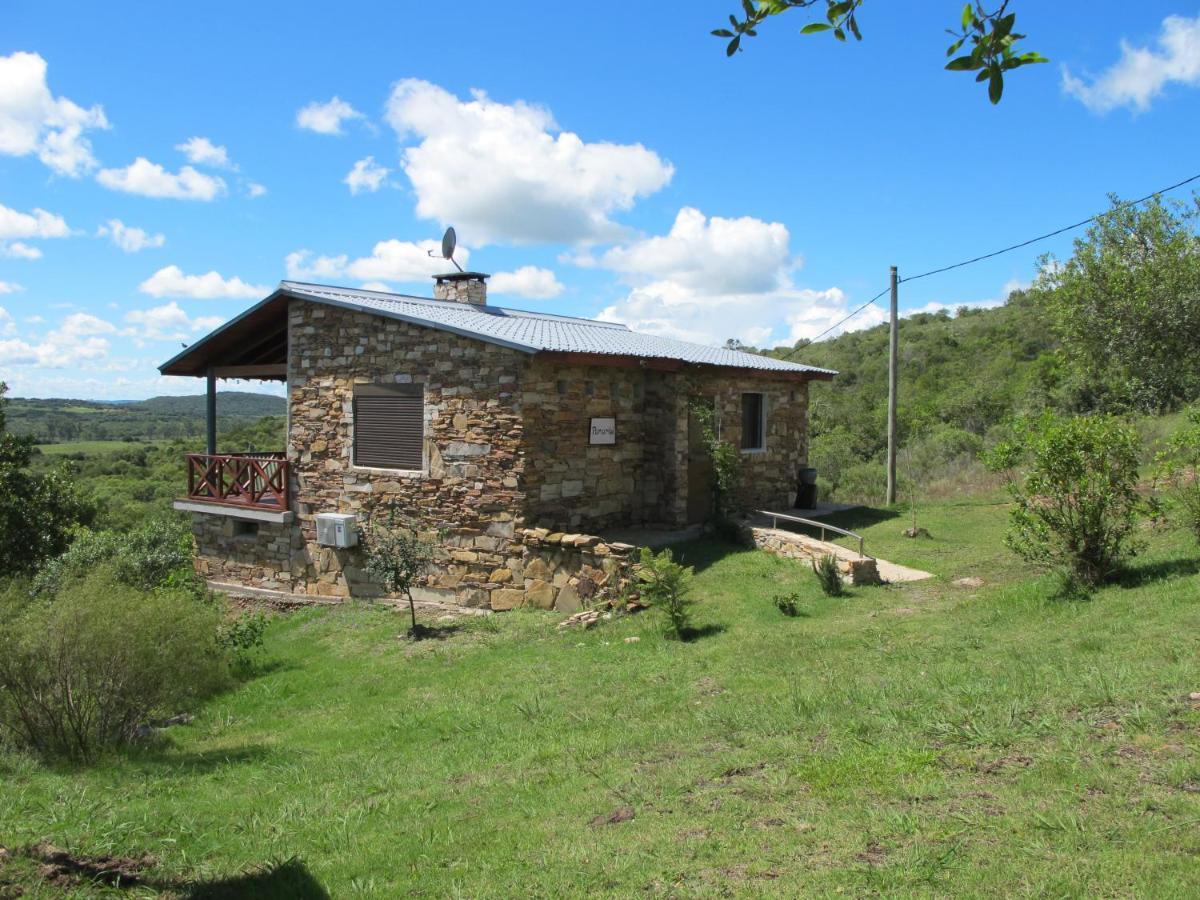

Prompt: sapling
[{"left": 362, "top": 510, "right": 439, "bottom": 638}]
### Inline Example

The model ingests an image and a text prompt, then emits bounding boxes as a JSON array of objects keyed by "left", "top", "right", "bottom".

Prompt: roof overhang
[{"left": 161, "top": 284, "right": 837, "bottom": 382}]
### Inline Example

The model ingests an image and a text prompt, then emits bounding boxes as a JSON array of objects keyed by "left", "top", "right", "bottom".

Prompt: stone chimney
[{"left": 433, "top": 271, "right": 489, "bottom": 306}]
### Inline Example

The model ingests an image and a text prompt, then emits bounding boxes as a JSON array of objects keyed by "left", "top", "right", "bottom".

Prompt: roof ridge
[{"left": 278, "top": 280, "right": 631, "bottom": 331}]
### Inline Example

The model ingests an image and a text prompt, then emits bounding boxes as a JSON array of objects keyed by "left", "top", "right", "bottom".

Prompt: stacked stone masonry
[{"left": 187, "top": 298, "right": 818, "bottom": 608}]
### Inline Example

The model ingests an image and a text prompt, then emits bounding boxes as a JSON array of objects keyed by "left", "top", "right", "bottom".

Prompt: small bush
[
  {"left": 218, "top": 610, "right": 269, "bottom": 666},
  {"left": 0, "top": 568, "right": 229, "bottom": 762},
  {"left": 774, "top": 592, "right": 805, "bottom": 617},
  {"left": 984, "top": 413, "right": 1143, "bottom": 587},
  {"left": 637, "top": 547, "right": 694, "bottom": 639},
  {"left": 812, "top": 554, "right": 844, "bottom": 597}
]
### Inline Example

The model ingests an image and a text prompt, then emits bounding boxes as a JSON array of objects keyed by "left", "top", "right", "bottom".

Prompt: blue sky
[{"left": 2, "top": 1, "right": 1199, "bottom": 399}]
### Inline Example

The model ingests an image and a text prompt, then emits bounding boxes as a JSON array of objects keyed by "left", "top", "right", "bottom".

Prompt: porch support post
[{"left": 206, "top": 367, "right": 217, "bottom": 455}]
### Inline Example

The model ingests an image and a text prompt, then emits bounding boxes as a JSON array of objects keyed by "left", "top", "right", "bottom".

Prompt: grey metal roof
[{"left": 280, "top": 281, "right": 836, "bottom": 376}]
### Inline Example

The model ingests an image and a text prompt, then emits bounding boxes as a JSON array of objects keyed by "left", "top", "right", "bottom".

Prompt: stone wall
[
  {"left": 415, "top": 528, "right": 638, "bottom": 611},
  {"left": 284, "top": 300, "right": 527, "bottom": 597},
  {"left": 687, "top": 372, "right": 810, "bottom": 513},
  {"left": 520, "top": 360, "right": 656, "bottom": 532},
  {"left": 190, "top": 515, "right": 302, "bottom": 592},
  {"left": 744, "top": 523, "right": 881, "bottom": 585}
]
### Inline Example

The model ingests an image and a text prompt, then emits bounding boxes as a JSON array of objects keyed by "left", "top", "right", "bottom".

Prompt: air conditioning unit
[{"left": 316, "top": 512, "right": 358, "bottom": 548}]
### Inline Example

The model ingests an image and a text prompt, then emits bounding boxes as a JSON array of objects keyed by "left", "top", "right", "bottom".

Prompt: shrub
[
  {"left": 812, "top": 554, "right": 845, "bottom": 597},
  {"left": 984, "top": 413, "right": 1143, "bottom": 587},
  {"left": 0, "top": 568, "right": 229, "bottom": 762},
  {"left": 774, "top": 592, "right": 804, "bottom": 617},
  {"left": 34, "top": 518, "right": 195, "bottom": 598},
  {"left": 636, "top": 547, "right": 694, "bottom": 639},
  {"left": 689, "top": 400, "right": 743, "bottom": 536}
]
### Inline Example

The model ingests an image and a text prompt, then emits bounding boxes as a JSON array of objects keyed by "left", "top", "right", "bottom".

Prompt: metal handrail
[{"left": 754, "top": 509, "right": 868, "bottom": 559}]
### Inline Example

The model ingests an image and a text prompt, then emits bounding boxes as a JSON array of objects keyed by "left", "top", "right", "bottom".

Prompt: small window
[
  {"left": 234, "top": 520, "right": 259, "bottom": 538},
  {"left": 740, "top": 393, "right": 765, "bottom": 451},
  {"left": 353, "top": 383, "right": 424, "bottom": 470}
]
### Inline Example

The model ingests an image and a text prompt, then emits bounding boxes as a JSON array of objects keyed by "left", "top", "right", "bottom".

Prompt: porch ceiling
[{"left": 159, "top": 293, "right": 289, "bottom": 379}]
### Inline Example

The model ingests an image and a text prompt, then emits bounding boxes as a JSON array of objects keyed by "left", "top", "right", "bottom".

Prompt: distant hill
[
  {"left": 758, "top": 290, "right": 1062, "bottom": 500},
  {"left": 6, "top": 392, "right": 286, "bottom": 443}
]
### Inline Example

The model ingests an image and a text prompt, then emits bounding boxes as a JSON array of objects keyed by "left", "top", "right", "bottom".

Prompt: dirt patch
[
  {"left": 19, "top": 842, "right": 154, "bottom": 890},
  {"left": 856, "top": 840, "right": 888, "bottom": 867},
  {"left": 975, "top": 755, "right": 1034, "bottom": 775},
  {"left": 590, "top": 806, "right": 636, "bottom": 827},
  {"left": 695, "top": 677, "right": 725, "bottom": 697},
  {"left": 718, "top": 762, "right": 766, "bottom": 781}
]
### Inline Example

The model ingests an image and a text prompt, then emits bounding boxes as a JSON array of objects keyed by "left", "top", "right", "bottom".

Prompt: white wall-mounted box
[{"left": 316, "top": 512, "right": 358, "bottom": 548}]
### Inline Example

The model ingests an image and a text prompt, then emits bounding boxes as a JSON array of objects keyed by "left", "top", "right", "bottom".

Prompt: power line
[
  {"left": 900, "top": 170, "right": 1200, "bottom": 284},
  {"left": 778, "top": 168, "right": 1200, "bottom": 359}
]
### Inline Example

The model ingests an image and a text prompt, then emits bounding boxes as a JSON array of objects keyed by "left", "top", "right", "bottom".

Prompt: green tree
[
  {"left": 1037, "top": 194, "right": 1200, "bottom": 413},
  {"left": 714, "top": 1, "right": 1046, "bottom": 103},
  {"left": 984, "top": 413, "right": 1143, "bottom": 590},
  {"left": 0, "top": 383, "right": 92, "bottom": 576}
]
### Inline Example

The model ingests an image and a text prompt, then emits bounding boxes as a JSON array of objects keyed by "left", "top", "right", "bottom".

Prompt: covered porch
[{"left": 159, "top": 293, "right": 291, "bottom": 518}]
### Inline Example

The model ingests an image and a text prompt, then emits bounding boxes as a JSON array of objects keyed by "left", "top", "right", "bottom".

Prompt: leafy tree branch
[{"left": 714, "top": 1, "right": 1046, "bottom": 103}]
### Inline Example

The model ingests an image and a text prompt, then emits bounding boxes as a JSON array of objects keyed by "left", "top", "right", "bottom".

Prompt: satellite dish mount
[{"left": 429, "top": 226, "right": 464, "bottom": 272}]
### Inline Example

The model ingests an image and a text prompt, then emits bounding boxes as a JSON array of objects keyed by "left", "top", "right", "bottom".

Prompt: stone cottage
[{"left": 160, "top": 273, "right": 835, "bottom": 610}]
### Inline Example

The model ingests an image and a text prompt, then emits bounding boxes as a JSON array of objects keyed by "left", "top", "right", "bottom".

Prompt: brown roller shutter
[{"left": 353, "top": 383, "right": 424, "bottom": 469}]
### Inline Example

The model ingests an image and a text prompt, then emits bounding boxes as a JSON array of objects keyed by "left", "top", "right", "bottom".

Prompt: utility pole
[{"left": 886, "top": 266, "right": 899, "bottom": 506}]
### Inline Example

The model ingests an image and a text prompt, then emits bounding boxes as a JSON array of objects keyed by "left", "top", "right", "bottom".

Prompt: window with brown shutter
[{"left": 353, "top": 383, "right": 424, "bottom": 470}]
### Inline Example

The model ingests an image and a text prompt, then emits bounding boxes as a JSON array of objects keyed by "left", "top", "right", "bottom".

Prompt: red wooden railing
[{"left": 185, "top": 452, "right": 290, "bottom": 511}]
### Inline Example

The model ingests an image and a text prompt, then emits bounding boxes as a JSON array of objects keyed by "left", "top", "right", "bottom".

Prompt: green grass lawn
[{"left": 2, "top": 496, "right": 1199, "bottom": 897}]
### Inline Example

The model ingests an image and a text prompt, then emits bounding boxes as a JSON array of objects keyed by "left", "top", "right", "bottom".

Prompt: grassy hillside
[
  {"left": 1, "top": 497, "right": 1197, "bottom": 896},
  {"left": 5, "top": 392, "right": 285, "bottom": 444},
  {"left": 761, "top": 292, "right": 1076, "bottom": 502}
]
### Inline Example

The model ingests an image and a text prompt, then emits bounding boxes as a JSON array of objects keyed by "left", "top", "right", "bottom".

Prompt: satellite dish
[{"left": 427, "top": 226, "right": 465, "bottom": 272}]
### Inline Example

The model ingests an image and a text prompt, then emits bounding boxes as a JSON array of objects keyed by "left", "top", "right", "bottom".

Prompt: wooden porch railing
[{"left": 185, "top": 452, "right": 290, "bottom": 511}]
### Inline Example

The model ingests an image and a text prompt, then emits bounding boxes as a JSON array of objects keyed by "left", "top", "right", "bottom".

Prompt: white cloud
[
  {"left": 175, "top": 135, "right": 234, "bottom": 168},
  {"left": 246, "top": 182, "right": 267, "bottom": 198},
  {"left": 594, "top": 206, "right": 878, "bottom": 347},
  {"left": 344, "top": 155, "right": 390, "bottom": 194},
  {"left": 296, "top": 96, "right": 363, "bottom": 135},
  {"left": 358, "top": 281, "right": 393, "bottom": 292},
  {"left": 97, "top": 219, "right": 165, "bottom": 253},
  {"left": 285, "top": 239, "right": 470, "bottom": 285},
  {"left": 1063, "top": 14, "right": 1200, "bottom": 112},
  {"left": 600, "top": 207, "right": 793, "bottom": 295},
  {"left": 0, "top": 51, "right": 108, "bottom": 176},
  {"left": 0, "top": 281, "right": 22, "bottom": 295},
  {"left": 489, "top": 266, "right": 564, "bottom": 299},
  {"left": 124, "top": 302, "right": 225, "bottom": 341},
  {"left": 139, "top": 265, "right": 268, "bottom": 299},
  {"left": 1, "top": 241, "right": 41, "bottom": 259},
  {"left": 96, "top": 157, "right": 227, "bottom": 200},
  {"left": 598, "top": 281, "right": 884, "bottom": 348},
  {"left": 0, "top": 203, "right": 70, "bottom": 239},
  {"left": 0, "top": 311, "right": 115, "bottom": 368},
  {"left": 384, "top": 79, "right": 673, "bottom": 243},
  {"left": 0, "top": 306, "right": 14, "bottom": 335}
]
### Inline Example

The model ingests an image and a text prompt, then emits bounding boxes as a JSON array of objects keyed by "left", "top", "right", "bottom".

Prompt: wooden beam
[
  {"left": 206, "top": 368, "right": 217, "bottom": 455},
  {"left": 212, "top": 364, "right": 287, "bottom": 379}
]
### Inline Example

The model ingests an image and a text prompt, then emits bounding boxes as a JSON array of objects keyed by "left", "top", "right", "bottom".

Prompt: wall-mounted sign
[{"left": 589, "top": 417, "right": 616, "bottom": 445}]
